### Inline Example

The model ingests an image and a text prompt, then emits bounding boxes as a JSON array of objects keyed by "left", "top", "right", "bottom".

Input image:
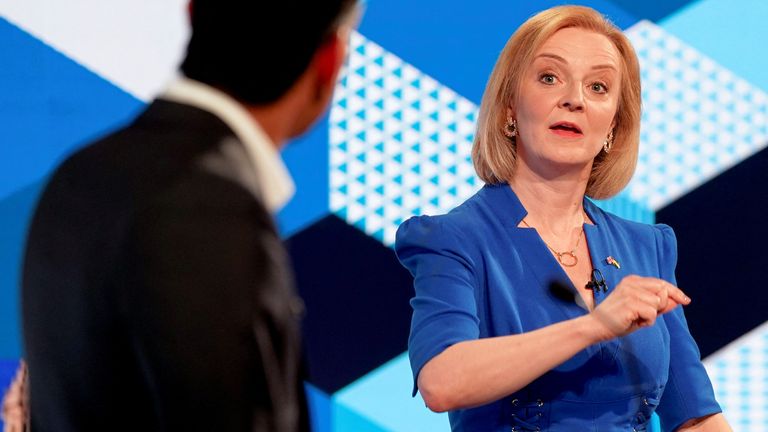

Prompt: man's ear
[{"left": 313, "top": 31, "right": 347, "bottom": 88}]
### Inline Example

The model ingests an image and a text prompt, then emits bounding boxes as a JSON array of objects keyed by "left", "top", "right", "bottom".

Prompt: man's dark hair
[{"left": 181, "top": 0, "right": 358, "bottom": 105}]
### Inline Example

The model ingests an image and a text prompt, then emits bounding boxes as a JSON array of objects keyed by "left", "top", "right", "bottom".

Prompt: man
[{"left": 16, "top": 1, "right": 359, "bottom": 430}]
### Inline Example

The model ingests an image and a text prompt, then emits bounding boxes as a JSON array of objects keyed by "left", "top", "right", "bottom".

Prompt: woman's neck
[{"left": 509, "top": 161, "right": 591, "bottom": 236}]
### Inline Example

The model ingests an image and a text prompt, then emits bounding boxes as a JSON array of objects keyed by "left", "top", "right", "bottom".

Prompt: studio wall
[{"left": 1, "top": 0, "right": 766, "bottom": 430}]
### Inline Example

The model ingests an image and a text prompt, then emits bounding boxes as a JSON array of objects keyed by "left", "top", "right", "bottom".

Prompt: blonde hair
[{"left": 472, "top": 5, "right": 641, "bottom": 199}]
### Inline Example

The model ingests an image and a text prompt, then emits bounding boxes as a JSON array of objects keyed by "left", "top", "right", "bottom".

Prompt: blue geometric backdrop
[{"left": 1, "top": 0, "right": 767, "bottom": 430}]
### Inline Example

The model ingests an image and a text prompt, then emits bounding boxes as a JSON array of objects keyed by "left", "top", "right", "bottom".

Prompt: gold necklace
[{"left": 521, "top": 217, "right": 585, "bottom": 267}]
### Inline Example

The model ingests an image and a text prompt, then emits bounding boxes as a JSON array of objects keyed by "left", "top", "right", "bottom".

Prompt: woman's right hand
[{"left": 589, "top": 275, "right": 691, "bottom": 341}]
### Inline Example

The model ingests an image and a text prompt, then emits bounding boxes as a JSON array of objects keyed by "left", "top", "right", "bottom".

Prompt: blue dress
[{"left": 395, "top": 184, "right": 721, "bottom": 431}]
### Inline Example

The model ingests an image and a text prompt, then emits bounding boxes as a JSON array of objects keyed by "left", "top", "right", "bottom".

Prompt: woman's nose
[{"left": 558, "top": 84, "right": 585, "bottom": 112}]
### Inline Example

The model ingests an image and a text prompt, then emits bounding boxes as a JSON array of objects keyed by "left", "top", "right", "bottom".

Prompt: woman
[{"left": 395, "top": 6, "right": 731, "bottom": 431}]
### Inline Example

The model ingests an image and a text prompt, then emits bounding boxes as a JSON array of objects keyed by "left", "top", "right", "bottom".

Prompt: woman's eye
[
  {"left": 539, "top": 74, "right": 557, "bottom": 85},
  {"left": 591, "top": 82, "right": 608, "bottom": 93}
]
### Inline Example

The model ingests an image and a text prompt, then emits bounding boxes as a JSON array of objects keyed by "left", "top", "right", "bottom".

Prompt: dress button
[
  {"left": 643, "top": 398, "right": 649, "bottom": 406},
  {"left": 511, "top": 398, "right": 519, "bottom": 406},
  {"left": 536, "top": 399, "right": 544, "bottom": 407}
]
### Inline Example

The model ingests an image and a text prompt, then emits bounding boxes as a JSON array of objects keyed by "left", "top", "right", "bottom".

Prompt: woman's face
[{"left": 510, "top": 27, "right": 621, "bottom": 176}]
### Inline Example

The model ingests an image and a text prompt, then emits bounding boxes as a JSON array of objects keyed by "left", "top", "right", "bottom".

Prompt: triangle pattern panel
[
  {"left": 704, "top": 322, "right": 768, "bottom": 432},
  {"left": 624, "top": 20, "right": 768, "bottom": 210},
  {"left": 329, "top": 31, "right": 481, "bottom": 247}
]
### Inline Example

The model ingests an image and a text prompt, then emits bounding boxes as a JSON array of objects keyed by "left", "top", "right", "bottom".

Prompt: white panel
[
  {"left": 704, "top": 321, "right": 768, "bottom": 432},
  {"left": 0, "top": 0, "right": 190, "bottom": 101}
]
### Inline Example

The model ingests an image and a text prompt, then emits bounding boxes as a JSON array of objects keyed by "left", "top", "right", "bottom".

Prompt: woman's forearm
[
  {"left": 677, "top": 413, "right": 732, "bottom": 431},
  {"left": 417, "top": 314, "right": 605, "bottom": 412}
]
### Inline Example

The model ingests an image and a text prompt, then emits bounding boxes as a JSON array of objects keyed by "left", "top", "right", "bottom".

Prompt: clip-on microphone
[{"left": 585, "top": 268, "right": 608, "bottom": 293}]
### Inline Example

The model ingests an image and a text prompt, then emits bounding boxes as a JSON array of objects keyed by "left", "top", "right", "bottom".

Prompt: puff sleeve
[
  {"left": 653, "top": 224, "right": 722, "bottom": 430},
  {"left": 395, "top": 215, "right": 480, "bottom": 396}
]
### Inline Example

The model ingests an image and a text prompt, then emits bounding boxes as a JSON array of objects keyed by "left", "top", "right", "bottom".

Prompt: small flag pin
[{"left": 606, "top": 256, "right": 621, "bottom": 269}]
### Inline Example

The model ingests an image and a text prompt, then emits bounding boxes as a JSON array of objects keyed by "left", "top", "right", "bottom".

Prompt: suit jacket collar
[{"left": 162, "top": 77, "right": 295, "bottom": 213}]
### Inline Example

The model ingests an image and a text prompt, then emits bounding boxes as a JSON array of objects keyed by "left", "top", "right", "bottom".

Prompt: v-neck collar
[{"left": 481, "top": 183, "right": 616, "bottom": 312}]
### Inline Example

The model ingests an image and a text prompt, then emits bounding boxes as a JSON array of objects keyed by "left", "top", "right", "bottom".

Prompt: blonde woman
[{"left": 396, "top": 6, "right": 731, "bottom": 431}]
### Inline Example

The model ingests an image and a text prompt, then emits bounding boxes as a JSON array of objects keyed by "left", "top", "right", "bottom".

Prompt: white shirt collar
[{"left": 162, "top": 77, "right": 295, "bottom": 213}]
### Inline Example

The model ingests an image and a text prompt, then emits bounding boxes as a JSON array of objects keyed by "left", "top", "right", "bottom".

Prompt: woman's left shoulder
[{"left": 590, "top": 203, "right": 676, "bottom": 244}]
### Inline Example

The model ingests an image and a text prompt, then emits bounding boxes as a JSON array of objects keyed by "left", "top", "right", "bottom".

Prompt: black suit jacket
[{"left": 22, "top": 100, "right": 308, "bottom": 431}]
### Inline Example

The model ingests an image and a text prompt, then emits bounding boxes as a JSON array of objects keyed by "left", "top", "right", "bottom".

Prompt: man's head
[{"left": 181, "top": 1, "right": 360, "bottom": 139}]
